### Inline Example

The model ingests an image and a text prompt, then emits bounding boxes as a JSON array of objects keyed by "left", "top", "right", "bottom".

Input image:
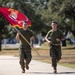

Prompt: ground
[{"left": 0, "top": 42, "right": 75, "bottom": 68}]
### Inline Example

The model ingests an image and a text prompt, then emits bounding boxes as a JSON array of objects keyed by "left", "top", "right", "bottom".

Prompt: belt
[{"left": 51, "top": 44, "right": 61, "bottom": 46}]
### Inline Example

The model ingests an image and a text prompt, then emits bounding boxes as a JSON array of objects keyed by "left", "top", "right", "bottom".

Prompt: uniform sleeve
[
  {"left": 59, "top": 30, "right": 65, "bottom": 39},
  {"left": 30, "top": 30, "right": 34, "bottom": 37},
  {"left": 19, "top": 30, "right": 23, "bottom": 39},
  {"left": 45, "top": 30, "right": 51, "bottom": 38}
]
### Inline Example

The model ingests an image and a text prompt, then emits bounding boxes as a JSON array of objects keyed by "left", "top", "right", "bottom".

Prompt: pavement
[{"left": 0, "top": 56, "right": 75, "bottom": 75}]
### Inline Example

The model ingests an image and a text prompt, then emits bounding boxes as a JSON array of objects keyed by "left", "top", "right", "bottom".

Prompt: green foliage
[
  {"left": 0, "top": 0, "right": 45, "bottom": 38},
  {"left": 12, "top": 0, "right": 45, "bottom": 32},
  {"left": 41, "top": 0, "right": 75, "bottom": 34},
  {"left": 1, "top": 0, "right": 75, "bottom": 38}
]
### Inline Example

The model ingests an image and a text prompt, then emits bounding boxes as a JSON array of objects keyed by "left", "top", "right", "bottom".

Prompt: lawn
[{"left": 0, "top": 42, "right": 75, "bottom": 68}]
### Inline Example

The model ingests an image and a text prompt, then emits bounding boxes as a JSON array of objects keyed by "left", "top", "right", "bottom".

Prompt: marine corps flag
[{"left": 0, "top": 7, "right": 31, "bottom": 28}]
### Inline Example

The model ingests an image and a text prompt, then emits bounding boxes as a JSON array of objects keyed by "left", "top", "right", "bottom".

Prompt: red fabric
[{"left": 0, "top": 7, "right": 31, "bottom": 28}]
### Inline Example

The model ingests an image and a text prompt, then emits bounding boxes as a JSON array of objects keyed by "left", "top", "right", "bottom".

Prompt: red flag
[{"left": 0, "top": 7, "right": 31, "bottom": 28}]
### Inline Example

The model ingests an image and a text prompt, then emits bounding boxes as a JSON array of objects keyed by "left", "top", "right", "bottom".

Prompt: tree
[
  {"left": 58, "top": 0, "right": 75, "bottom": 36},
  {"left": 1, "top": 0, "right": 75, "bottom": 38},
  {"left": 40, "top": 0, "right": 75, "bottom": 36},
  {"left": 0, "top": 0, "right": 46, "bottom": 33}
]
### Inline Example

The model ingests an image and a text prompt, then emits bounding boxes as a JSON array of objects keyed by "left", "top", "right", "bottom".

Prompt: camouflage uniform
[
  {"left": 46, "top": 29, "right": 64, "bottom": 68},
  {"left": 0, "top": 32, "right": 2, "bottom": 51},
  {"left": 19, "top": 29, "right": 33, "bottom": 70}
]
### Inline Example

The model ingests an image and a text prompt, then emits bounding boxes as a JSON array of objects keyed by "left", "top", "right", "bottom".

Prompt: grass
[
  {"left": 59, "top": 63, "right": 75, "bottom": 69},
  {"left": 0, "top": 42, "right": 75, "bottom": 69}
]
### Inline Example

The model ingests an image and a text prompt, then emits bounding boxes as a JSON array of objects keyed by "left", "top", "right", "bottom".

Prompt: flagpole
[
  {"left": 0, "top": 7, "right": 41, "bottom": 56},
  {"left": 14, "top": 27, "right": 41, "bottom": 56}
]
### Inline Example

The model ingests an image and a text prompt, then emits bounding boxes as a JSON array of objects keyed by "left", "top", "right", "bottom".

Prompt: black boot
[
  {"left": 22, "top": 68, "right": 25, "bottom": 73},
  {"left": 54, "top": 67, "right": 57, "bottom": 73},
  {"left": 21, "top": 66, "right": 25, "bottom": 73},
  {"left": 26, "top": 63, "right": 29, "bottom": 70}
]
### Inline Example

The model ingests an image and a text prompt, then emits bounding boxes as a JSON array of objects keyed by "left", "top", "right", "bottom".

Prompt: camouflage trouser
[
  {"left": 50, "top": 45, "right": 61, "bottom": 68},
  {"left": 19, "top": 45, "right": 32, "bottom": 68},
  {"left": 0, "top": 39, "right": 1, "bottom": 51}
]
